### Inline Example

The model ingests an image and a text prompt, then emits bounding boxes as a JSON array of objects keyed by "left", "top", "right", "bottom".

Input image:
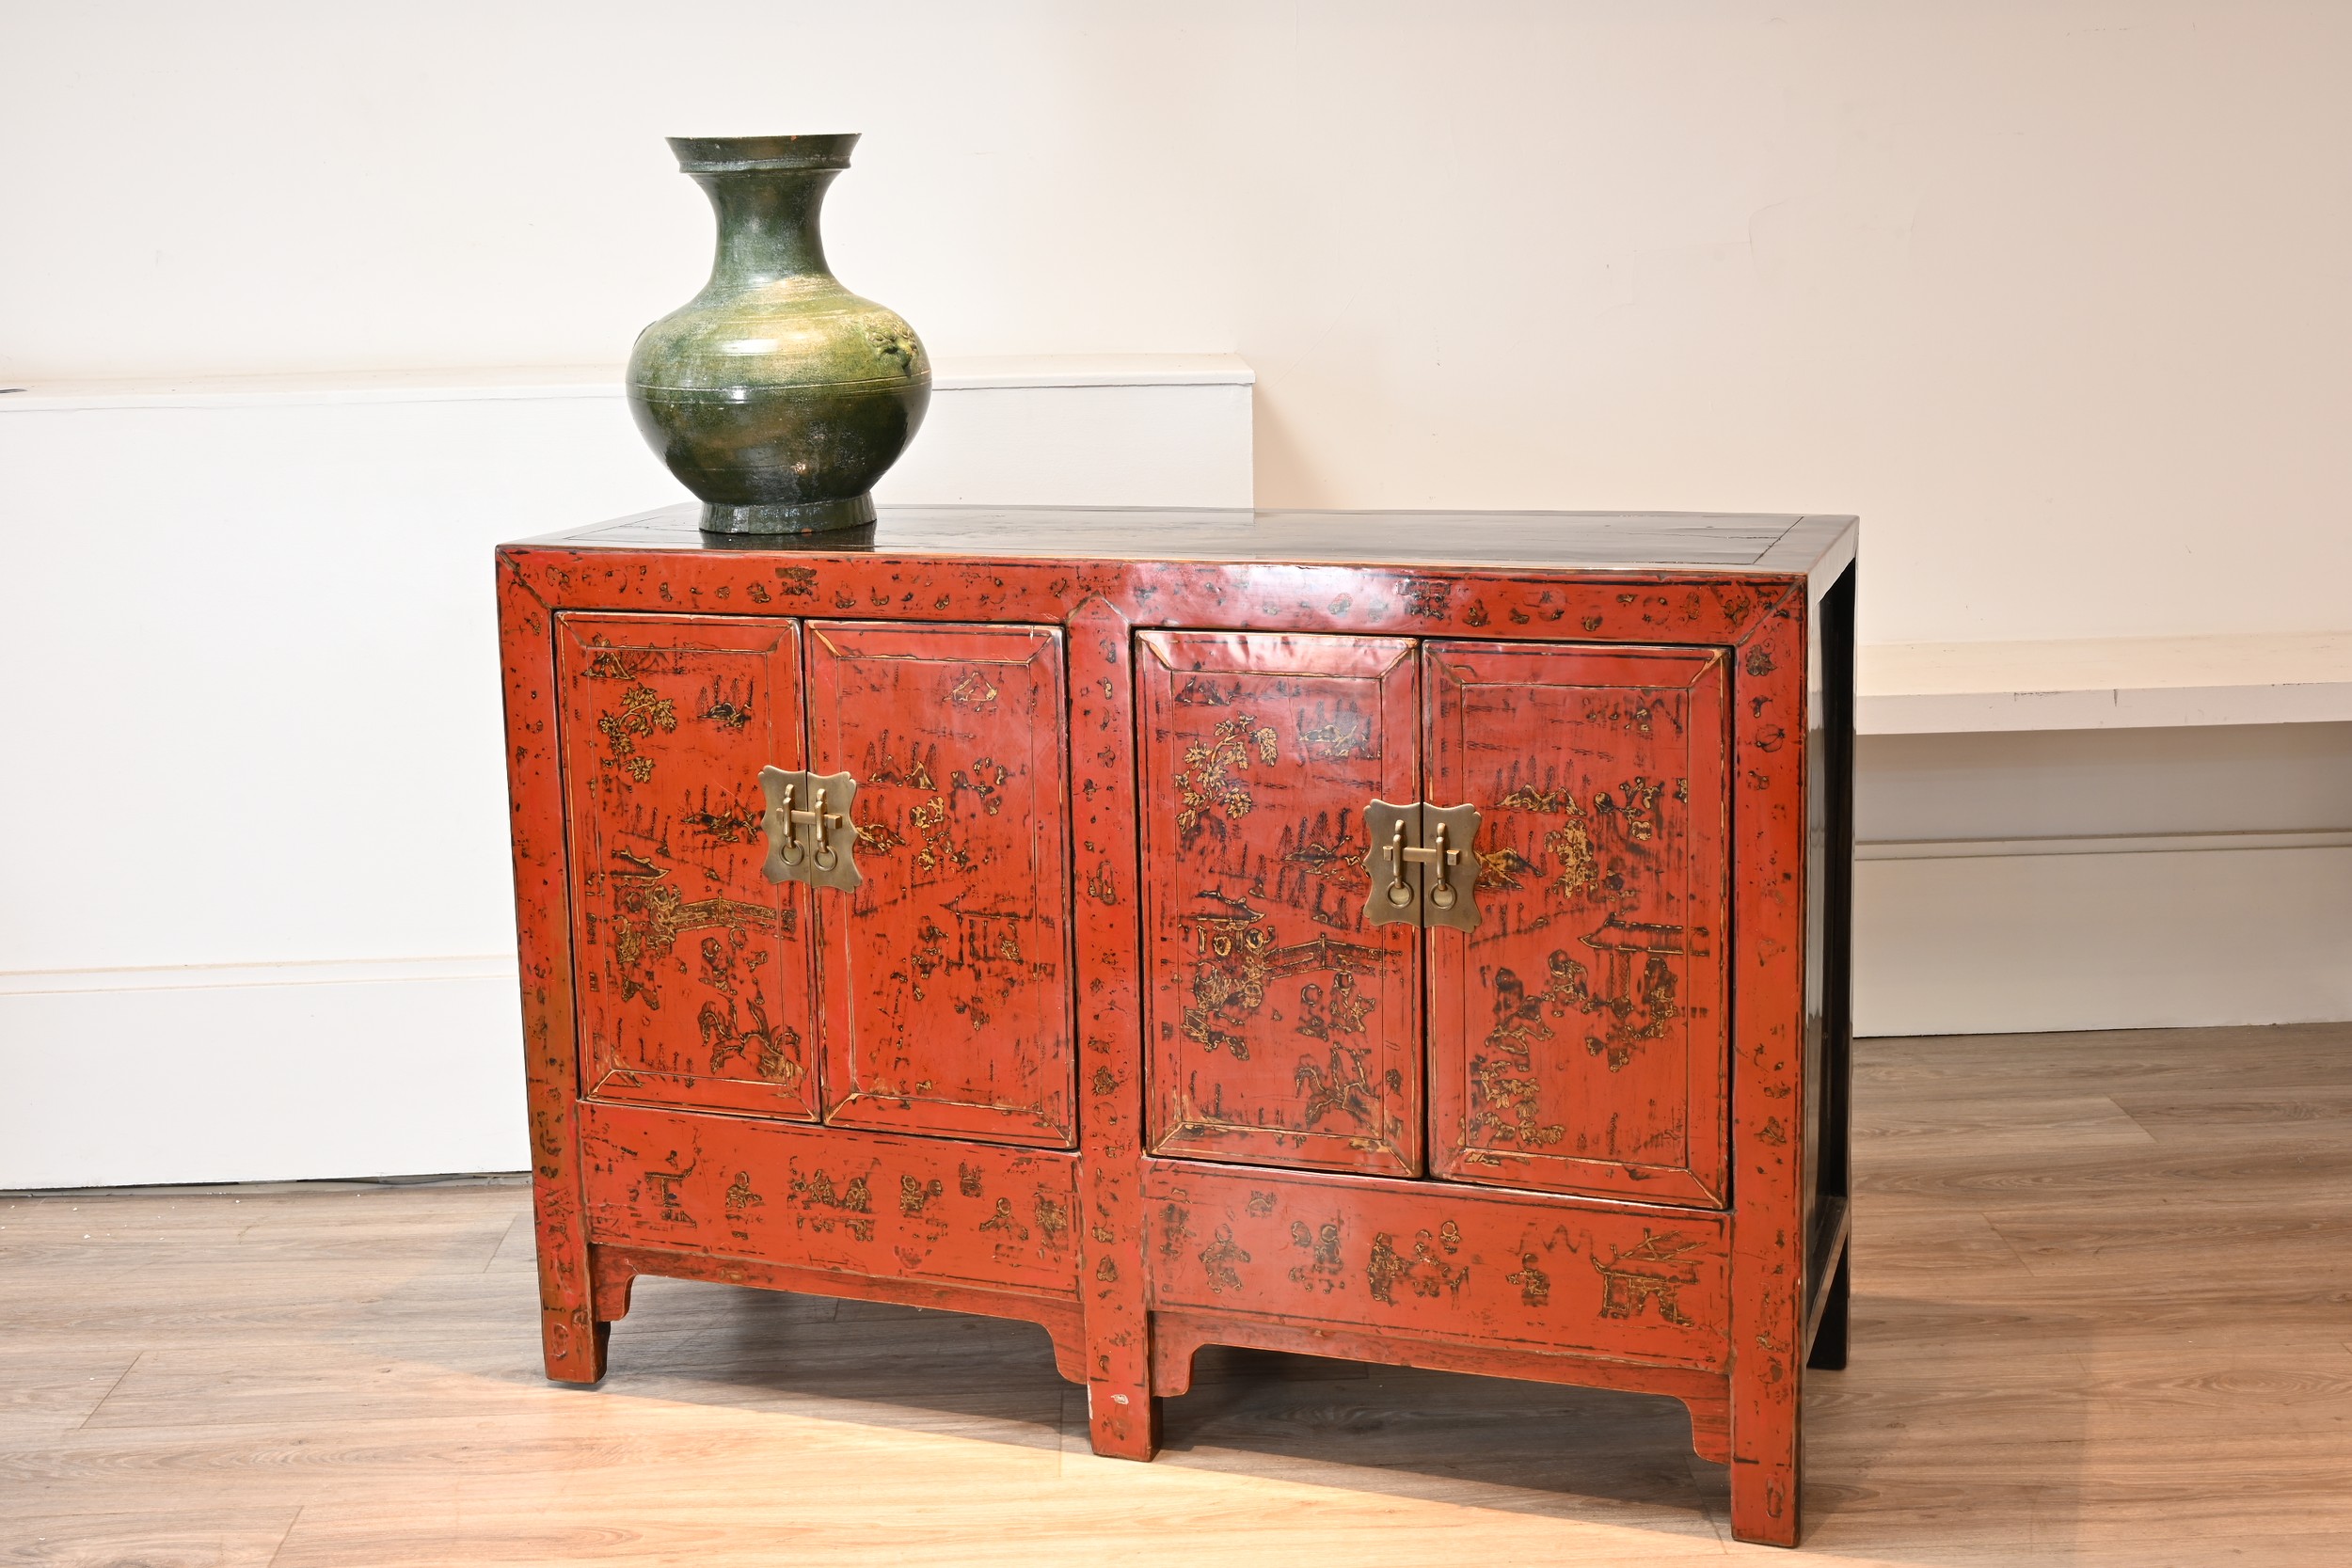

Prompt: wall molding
[
  {"left": 1858, "top": 827, "right": 2352, "bottom": 862},
  {"left": 0, "top": 355, "right": 1255, "bottom": 412},
  {"left": 0, "top": 954, "right": 517, "bottom": 997}
]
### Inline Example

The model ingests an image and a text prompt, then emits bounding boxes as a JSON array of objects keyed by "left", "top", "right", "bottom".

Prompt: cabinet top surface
[{"left": 514, "top": 503, "right": 1856, "bottom": 578}]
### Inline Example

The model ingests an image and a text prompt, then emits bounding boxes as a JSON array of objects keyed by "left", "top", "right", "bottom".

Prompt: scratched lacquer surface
[
  {"left": 804, "top": 622, "right": 1074, "bottom": 1146},
  {"left": 1143, "top": 1165, "right": 1727, "bottom": 1369},
  {"left": 557, "top": 615, "right": 818, "bottom": 1120},
  {"left": 580, "top": 1101, "right": 1080, "bottom": 1297},
  {"left": 1425, "top": 642, "right": 1731, "bottom": 1205},
  {"left": 1136, "top": 630, "right": 1422, "bottom": 1176}
]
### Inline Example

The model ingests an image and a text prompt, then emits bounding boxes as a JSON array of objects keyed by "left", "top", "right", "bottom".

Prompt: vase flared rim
[{"left": 668, "top": 134, "right": 859, "bottom": 174}]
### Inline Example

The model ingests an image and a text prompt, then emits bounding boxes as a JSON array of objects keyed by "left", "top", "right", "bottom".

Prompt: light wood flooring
[{"left": 5, "top": 1023, "right": 2349, "bottom": 1566}]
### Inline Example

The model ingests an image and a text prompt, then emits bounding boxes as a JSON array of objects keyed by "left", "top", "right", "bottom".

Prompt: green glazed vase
[{"left": 628, "top": 134, "right": 930, "bottom": 534}]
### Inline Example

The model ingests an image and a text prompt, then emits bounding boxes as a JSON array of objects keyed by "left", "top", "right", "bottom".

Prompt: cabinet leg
[
  {"left": 1088, "top": 1380, "right": 1160, "bottom": 1460},
  {"left": 1807, "top": 1246, "right": 1851, "bottom": 1371},
  {"left": 1727, "top": 1354, "right": 1802, "bottom": 1545},
  {"left": 541, "top": 1305, "right": 610, "bottom": 1386}
]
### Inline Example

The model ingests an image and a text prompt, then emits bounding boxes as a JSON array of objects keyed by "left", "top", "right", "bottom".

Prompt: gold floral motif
[
  {"left": 1173, "top": 713, "right": 1279, "bottom": 835},
  {"left": 596, "top": 684, "right": 677, "bottom": 782}
]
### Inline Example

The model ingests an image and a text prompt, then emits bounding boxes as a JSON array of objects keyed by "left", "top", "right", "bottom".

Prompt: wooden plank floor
[{"left": 5, "top": 1022, "right": 2349, "bottom": 1566}]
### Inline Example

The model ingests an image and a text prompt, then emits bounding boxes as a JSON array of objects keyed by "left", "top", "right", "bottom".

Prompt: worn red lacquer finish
[
  {"left": 580, "top": 1100, "right": 1080, "bottom": 1298},
  {"left": 1143, "top": 1164, "right": 1728, "bottom": 1369},
  {"left": 1725, "top": 591, "right": 1814, "bottom": 1547},
  {"left": 556, "top": 615, "right": 819, "bottom": 1121},
  {"left": 1065, "top": 598, "right": 1158, "bottom": 1457},
  {"left": 1136, "top": 631, "right": 1424, "bottom": 1176},
  {"left": 496, "top": 504, "right": 1854, "bottom": 1549},
  {"left": 1424, "top": 641, "right": 1731, "bottom": 1206},
  {"left": 803, "top": 621, "right": 1074, "bottom": 1146}
]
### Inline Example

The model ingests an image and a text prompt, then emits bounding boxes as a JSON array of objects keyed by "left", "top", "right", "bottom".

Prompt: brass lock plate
[
  {"left": 759, "top": 766, "right": 864, "bottom": 891},
  {"left": 1359, "top": 799, "right": 1482, "bottom": 931}
]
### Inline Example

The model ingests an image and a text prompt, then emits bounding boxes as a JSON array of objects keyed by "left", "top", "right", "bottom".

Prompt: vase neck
[{"left": 696, "top": 168, "right": 837, "bottom": 287}]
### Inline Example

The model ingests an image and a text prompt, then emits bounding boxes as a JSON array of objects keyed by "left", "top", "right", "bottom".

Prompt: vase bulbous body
[{"left": 628, "top": 134, "right": 930, "bottom": 534}]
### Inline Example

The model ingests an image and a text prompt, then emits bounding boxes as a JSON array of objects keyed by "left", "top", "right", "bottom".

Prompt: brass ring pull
[
  {"left": 1426, "top": 824, "right": 1458, "bottom": 911},
  {"left": 773, "top": 783, "right": 806, "bottom": 864},
  {"left": 1384, "top": 820, "right": 1414, "bottom": 907},
  {"left": 809, "top": 788, "right": 838, "bottom": 870}
]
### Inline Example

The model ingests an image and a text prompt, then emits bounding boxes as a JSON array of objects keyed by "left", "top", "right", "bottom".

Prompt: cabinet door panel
[
  {"left": 1138, "top": 630, "right": 1422, "bottom": 1176},
  {"left": 805, "top": 622, "right": 1074, "bottom": 1148},
  {"left": 558, "top": 615, "right": 818, "bottom": 1120},
  {"left": 1426, "top": 641, "right": 1730, "bottom": 1205}
]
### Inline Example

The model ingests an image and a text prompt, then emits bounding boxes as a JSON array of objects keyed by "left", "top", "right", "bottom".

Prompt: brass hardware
[
  {"left": 759, "top": 766, "right": 863, "bottom": 890},
  {"left": 1418, "top": 802, "right": 1484, "bottom": 931},
  {"left": 1360, "top": 799, "right": 1483, "bottom": 931},
  {"left": 1363, "top": 800, "right": 1420, "bottom": 927}
]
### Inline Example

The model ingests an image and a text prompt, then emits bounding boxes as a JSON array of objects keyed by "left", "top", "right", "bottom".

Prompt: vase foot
[{"left": 700, "top": 495, "right": 877, "bottom": 535}]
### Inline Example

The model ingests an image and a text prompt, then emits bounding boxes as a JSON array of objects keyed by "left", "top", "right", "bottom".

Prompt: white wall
[{"left": 6, "top": 2, "right": 2351, "bottom": 644}]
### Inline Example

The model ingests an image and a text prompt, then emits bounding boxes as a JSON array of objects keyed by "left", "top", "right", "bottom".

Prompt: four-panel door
[
  {"left": 558, "top": 613, "right": 1074, "bottom": 1148},
  {"left": 1138, "top": 630, "right": 1732, "bottom": 1208}
]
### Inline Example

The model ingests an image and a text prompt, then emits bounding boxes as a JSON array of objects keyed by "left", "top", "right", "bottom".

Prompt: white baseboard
[
  {"left": 1854, "top": 834, "right": 2352, "bottom": 1037},
  {"left": 0, "top": 958, "right": 526, "bottom": 1190}
]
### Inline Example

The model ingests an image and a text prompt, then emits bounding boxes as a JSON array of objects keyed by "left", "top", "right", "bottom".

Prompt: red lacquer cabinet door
[
  {"left": 1137, "top": 630, "right": 1423, "bottom": 1176},
  {"left": 803, "top": 622, "right": 1074, "bottom": 1148},
  {"left": 557, "top": 615, "right": 818, "bottom": 1120},
  {"left": 1425, "top": 641, "right": 1731, "bottom": 1205}
]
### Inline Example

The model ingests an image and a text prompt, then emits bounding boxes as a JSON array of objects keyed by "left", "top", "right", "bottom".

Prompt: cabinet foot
[
  {"left": 1087, "top": 1383, "right": 1160, "bottom": 1460},
  {"left": 1728, "top": 1455, "right": 1800, "bottom": 1549},
  {"left": 1729, "top": 1338, "right": 1802, "bottom": 1545},
  {"left": 541, "top": 1307, "right": 610, "bottom": 1386}
]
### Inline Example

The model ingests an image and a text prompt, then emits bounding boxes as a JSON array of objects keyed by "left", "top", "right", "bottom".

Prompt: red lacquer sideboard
[{"left": 495, "top": 504, "right": 1857, "bottom": 1547}]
